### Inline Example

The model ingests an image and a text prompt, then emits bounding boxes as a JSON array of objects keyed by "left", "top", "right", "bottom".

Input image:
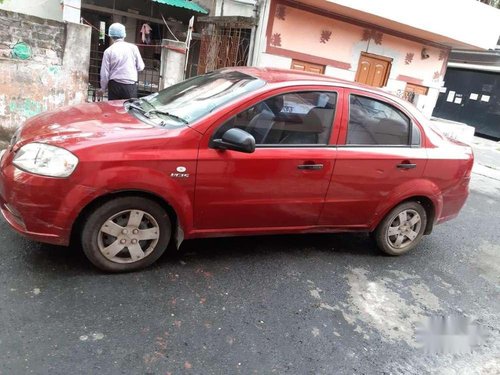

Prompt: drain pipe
[{"left": 247, "top": 0, "right": 260, "bottom": 66}]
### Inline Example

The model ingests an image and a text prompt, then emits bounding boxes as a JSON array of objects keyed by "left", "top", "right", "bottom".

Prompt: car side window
[
  {"left": 213, "top": 91, "right": 337, "bottom": 146},
  {"left": 347, "top": 95, "right": 411, "bottom": 146}
]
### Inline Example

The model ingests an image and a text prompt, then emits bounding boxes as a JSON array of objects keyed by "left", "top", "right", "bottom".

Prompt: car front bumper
[{"left": 0, "top": 149, "right": 93, "bottom": 246}]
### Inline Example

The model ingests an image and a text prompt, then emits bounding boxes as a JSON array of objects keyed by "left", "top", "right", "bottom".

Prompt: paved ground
[{"left": 1, "top": 141, "right": 499, "bottom": 375}]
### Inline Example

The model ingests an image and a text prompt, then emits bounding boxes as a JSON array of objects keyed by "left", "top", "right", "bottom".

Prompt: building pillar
[{"left": 160, "top": 40, "right": 187, "bottom": 89}]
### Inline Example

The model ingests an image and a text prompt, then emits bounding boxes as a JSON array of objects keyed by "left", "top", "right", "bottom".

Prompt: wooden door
[
  {"left": 355, "top": 53, "right": 391, "bottom": 87},
  {"left": 291, "top": 60, "right": 325, "bottom": 74}
]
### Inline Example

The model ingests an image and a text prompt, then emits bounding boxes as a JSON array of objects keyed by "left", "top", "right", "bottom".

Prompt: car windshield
[{"left": 139, "top": 70, "right": 266, "bottom": 126}]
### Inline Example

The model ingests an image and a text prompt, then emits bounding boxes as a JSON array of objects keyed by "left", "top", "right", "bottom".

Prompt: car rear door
[
  {"left": 194, "top": 87, "right": 343, "bottom": 230},
  {"left": 319, "top": 89, "right": 427, "bottom": 228}
]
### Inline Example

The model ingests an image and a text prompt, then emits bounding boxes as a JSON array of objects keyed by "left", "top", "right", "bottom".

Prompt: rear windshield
[{"left": 143, "top": 70, "right": 265, "bottom": 125}]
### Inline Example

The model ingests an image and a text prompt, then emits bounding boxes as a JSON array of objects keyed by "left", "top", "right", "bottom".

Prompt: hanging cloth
[{"left": 140, "top": 23, "right": 153, "bottom": 44}]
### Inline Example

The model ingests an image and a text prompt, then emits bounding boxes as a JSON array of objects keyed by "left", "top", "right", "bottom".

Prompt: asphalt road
[{"left": 1, "top": 172, "right": 499, "bottom": 375}]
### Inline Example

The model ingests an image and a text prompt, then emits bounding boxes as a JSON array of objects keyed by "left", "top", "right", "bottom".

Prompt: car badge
[{"left": 171, "top": 166, "right": 189, "bottom": 178}]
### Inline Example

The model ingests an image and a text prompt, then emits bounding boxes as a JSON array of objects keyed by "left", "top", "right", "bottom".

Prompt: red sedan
[{"left": 0, "top": 68, "right": 473, "bottom": 272}]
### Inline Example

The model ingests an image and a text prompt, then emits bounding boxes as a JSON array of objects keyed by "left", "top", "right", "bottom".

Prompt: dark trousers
[{"left": 108, "top": 80, "right": 138, "bottom": 100}]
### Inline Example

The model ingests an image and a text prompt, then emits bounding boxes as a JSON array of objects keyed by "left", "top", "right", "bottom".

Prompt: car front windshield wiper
[
  {"left": 124, "top": 98, "right": 148, "bottom": 113},
  {"left": 126, "top": 103, "right": 146, "bottom": 113},
  {"left": 144, "top": 109, "right": 189, "bottom": 124},
  {"left": 124, "top": 98, "right": 188, "bottom": 125}
]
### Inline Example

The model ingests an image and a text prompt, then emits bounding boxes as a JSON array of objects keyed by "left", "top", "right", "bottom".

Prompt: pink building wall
[{"left": 259, "top": 0, "right": 450, "bottom": 116}]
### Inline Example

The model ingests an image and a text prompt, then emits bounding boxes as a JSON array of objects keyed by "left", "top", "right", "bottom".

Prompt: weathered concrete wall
[{"left": 0, "top": 10, "right": 91, "bottom": 141}]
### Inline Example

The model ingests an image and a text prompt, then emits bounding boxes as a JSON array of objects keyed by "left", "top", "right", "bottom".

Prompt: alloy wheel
[
  {"left": 386, "top": 209, "right": 422, "bottom": 250},
  {"left": 97, "top": 209, "right": 160, "bottom": 264}
]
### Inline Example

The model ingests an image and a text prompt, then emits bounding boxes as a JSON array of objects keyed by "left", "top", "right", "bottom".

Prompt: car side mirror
[{"left": 212, "top": 128, "right": 256, "bottom": 154}]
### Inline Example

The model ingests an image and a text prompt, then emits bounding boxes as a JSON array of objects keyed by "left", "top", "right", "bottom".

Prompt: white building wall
[
  {"left": 252, "top": 0, "right": 272, "bottom": 67},
  {"left": 62, "top": 0, "right": 81, "bottom": 23},
  {"left": 324, "top": 66, "right": 355, "bottom": 81},
  {"left": 0, "top": 0, "right": 81, "bottom": 23},
  {"left": 258, "top": 53, "right": 291, "bottom": 69},
  {"left": 214, "top": 0, "right": 256, "bottom": 17},
  {"left": 326, "top": 0, "right": 500, "bottom": 50}
]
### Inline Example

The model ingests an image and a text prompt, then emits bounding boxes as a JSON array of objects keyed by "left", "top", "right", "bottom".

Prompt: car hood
[{"left": 13, "top": 101, "right": 169, "bottom": 151}]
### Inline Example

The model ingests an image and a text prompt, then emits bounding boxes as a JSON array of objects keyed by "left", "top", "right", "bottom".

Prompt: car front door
[
  {"left": 319, "top": 89, "right": 427, "bottom": 228},
  {"left": 194, "top": 88, "right": 343, "bottom": 231}
]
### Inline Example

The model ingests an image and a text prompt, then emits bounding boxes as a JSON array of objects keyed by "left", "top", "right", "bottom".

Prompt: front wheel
[
  {"left": 373, "top": 201, "right": 427, "bottom": 256},
  {"left": 81, "top": 197, "right": 171, "bottom": 272}
]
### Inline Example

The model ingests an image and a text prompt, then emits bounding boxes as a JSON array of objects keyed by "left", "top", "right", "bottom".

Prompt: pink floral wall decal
[
  {"left": 405, "top": 53, "right": 414, "bottom": 65},
  {"left": 361, "top": 29, "right": 371, "bottom": 41},
  {"left": 275, "top": 5, "right": 286, "bottom": 20},
  {"left": 372, "top": 31, "right": 383, "bottom": 45},
  {"left": 270, "top": 33, "right": 282, "bottom": 47},
  {"left": 433, "top": 71, "right": 440, "bottom": 80},
  {"left": 361, "top": 29, "right": 383, "bottom": 45},
  {"left": 320, "top": 30, "right": 332, "bottom": 44}
]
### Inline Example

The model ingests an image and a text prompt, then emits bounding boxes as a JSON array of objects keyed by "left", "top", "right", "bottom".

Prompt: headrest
[
  {"left": 298, "top": 108, "right": 330, "bottom": 133},
  {"left": 374, "top": 118, "right": 409, "bottom": 144},
  {"left": 266, "top": 96, "right": 284, "bottom": 115}
]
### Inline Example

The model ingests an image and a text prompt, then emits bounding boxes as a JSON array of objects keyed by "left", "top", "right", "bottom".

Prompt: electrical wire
[{"left": 161, "top": 13, "right": 180, "bottom": 41}]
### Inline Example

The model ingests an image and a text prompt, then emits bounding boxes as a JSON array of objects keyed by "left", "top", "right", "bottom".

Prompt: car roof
[
  {"left": 224, "top": 66, "right": 350, "bottom": 84},
  {"left": 224, "top": 66, "right": 383, "bottom": 90},
  {"left": 222, "top": 66, "right": 416, "bottom": 112}
]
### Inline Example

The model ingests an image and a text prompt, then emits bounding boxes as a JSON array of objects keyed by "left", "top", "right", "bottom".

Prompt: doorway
[
  {"left": 355, "top": 52, "right": 392, "bottom": 87},
  {"left": 81, "top": 10, "right": 113, "bottom": 101}
]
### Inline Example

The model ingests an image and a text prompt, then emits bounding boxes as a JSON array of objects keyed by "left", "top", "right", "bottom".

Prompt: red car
[{"left": 0, "top": 68, "right": 473, "bottom": 272}]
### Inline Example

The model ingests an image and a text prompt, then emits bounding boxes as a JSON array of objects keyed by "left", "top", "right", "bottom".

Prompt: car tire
[
  {"left": 81, "top": 197, "right": 171, "bottom": 272},
  {"left": 374, "top": 201, "right": 427, "bottom": 256}
]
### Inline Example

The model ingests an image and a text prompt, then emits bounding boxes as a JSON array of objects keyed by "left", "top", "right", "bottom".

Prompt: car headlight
[{"left": 13, "top": 143, "right": 78, "bottom": 178}]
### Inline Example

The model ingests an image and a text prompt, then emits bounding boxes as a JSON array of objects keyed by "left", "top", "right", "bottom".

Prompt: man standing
[{"left": 100, "top": 23, "right": 145, "bottom": 100}]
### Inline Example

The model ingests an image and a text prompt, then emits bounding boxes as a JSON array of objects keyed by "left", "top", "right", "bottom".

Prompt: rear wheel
[
  {"left": 374, "top": 201, "right": 427, "bottom": 256},
  {"left": 81, "top": 197, "right": 171, "bottom": 272}
]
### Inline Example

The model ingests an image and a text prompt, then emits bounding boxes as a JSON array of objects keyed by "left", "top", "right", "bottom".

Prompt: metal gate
[
  {"left": 433, "top": 67, "right": 500, "bottom": 139},
  {"left": 197, "top": 17, "right": 254, "bottom": 75}
]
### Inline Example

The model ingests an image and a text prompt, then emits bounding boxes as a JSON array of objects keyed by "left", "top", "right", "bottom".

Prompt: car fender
[
  {"left": 62, "top": 165, "right": 195, "bottom": 238},
  {"left": 369, "top": 178, "right": 443, "bottom": 230}
]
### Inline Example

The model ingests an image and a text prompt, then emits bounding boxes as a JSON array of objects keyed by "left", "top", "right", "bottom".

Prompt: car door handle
[
  {"left": 397, "top": 162, "right": 417, "bottom": 169},
  {"left": 298, "top": 164, "right": 324, "bottom": 170}
]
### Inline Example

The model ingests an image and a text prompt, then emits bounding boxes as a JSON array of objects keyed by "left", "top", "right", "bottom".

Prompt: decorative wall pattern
[
  {"left": 361, "top": 29, "right": 383, "bottom": 45},
  {"left": 405, "top": 53, "right": 414, "bottom": 65},
  {"left": 320, "top": 30, "right": 332, "bottom": 44},
  {"left": 275, "top": 4, "right": 286, "bottom": 20},
  {"left": 270, "top": 33, "right": 282, "bottom": 47}
]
